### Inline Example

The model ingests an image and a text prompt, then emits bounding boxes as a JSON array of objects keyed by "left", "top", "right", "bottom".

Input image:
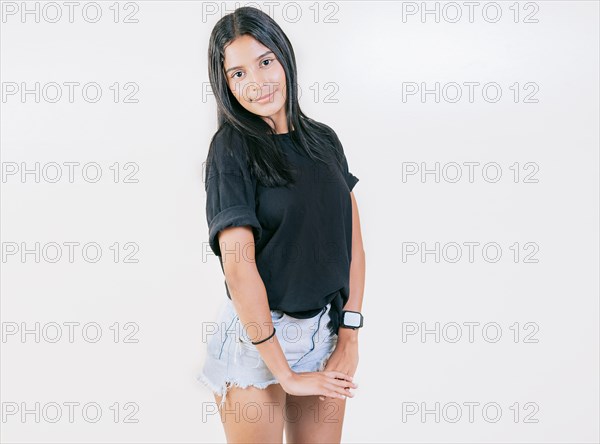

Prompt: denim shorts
[{"left": 197, "top": 298, "right": 338, "bottom": 407}]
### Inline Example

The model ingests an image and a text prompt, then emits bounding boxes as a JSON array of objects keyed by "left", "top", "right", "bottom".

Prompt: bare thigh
[
  {"left": 213, "top": 382, "right": 287, "bottom": 444},
  {"left": 284, "top": 394, "right": 347, "bottom": 444}
]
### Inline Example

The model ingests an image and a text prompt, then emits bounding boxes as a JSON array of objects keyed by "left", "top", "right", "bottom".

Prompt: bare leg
[
  {"left": 213, "top": 382, "right": 287, "bottom": 443},
  {"left": 284, "top": 394, "right": 347, "bottom": 444}
]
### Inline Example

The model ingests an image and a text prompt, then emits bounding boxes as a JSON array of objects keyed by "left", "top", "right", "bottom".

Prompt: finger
[
  {"left": 330, "top": 377, "right": 358, "bottom": 389},
  {"left": 324, "top": 382, "right": 355, "bottom": 398},
  {"left": 339, "top": 370, "right": 356, "bottom": 387},
  {"left": 329, "top": 377, "right": 357, "bottom": 389},
  {"left": 338, "top": 370, "right": 357, "bottom": 387},
  {"left": 337, "top": 372, "right": 353, "bottom": 381},
  {"left": 325, "top": 371, "right": 353, "bottom": 381},
  {"left": 325, "top": 390, "right": 347, "bottom": 400}
]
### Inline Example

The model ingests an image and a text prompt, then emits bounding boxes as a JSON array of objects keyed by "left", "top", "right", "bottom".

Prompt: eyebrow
[{"left": 224, "top": 51, "right": 274, "bottom": 74}]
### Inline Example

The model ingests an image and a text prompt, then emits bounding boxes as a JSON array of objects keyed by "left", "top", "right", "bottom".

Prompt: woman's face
[{"left": 223, "top": 34, "right": 288, "bottom": 130}]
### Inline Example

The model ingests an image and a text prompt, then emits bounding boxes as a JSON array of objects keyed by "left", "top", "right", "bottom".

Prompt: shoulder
[
  {"left": 298, "top": 117, "right": 345, "bottom": 159},
  {"left": 305, "top": 118, "right": 336, "bottom": 141},
  {"left": 310, "top": 119, "right": 344, "bottom": 154},
  {"left": 212, "top": 121, "right": 246, "bottom": 150},
  {"left": 311, "top": 121, "right": 348, "bottom": 165},
  {"left": 206, "top": 122, "right": 250, "bottom": 177}
]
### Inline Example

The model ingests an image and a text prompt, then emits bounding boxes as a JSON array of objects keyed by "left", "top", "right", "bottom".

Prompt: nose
[{"left": 245, "top": 69, "right": 269, "bottom": 101}]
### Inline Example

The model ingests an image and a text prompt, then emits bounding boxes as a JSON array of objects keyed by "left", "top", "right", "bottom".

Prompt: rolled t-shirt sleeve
[{"left": 205, "top": 130, "right": 262, "bottom": 257}]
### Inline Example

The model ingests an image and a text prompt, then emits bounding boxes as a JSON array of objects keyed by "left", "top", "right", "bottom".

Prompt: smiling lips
[{"left": 252, "top": 90, "right": 277, "bottom": 103}]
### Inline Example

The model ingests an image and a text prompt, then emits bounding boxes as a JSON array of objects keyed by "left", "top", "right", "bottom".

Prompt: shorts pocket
[
  {"left": 234, "top": 310, "right": 285, "bottom": 366},
  {"left": 237, "top": 335, "right": 264, "bottom": 368},
  {"left": 237, "top": 310, "right": 284, "bottom": 341}
]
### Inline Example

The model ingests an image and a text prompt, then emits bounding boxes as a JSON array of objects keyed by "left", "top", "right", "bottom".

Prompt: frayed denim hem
[{"left": 196, "top": 372, "right": 279, "bottom": 408}]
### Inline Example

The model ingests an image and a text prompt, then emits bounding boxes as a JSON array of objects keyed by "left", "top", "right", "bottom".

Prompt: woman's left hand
[{"left": 319, "top": 334, "right": 359, "bottom": 401}]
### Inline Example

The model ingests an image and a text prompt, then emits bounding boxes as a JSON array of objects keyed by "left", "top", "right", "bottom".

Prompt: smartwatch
[{"left": 340, "top": 310, "right": 363, "bottom": 329}]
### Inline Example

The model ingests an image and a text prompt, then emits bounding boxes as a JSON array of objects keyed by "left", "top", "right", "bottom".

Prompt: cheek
[
  {"left": 273, "top": 68, "right": 286, "bottom": 91},
  {"left": 228, "top": 80, "right": 240, "bottom": 98},
  {"left": 274, "top": 70, "right": 287, "bottom": 98}
]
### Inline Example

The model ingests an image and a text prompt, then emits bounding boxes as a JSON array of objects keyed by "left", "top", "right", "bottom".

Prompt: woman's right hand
[{"left": 279, "top": 370, "right": 357, "bottom": 399}]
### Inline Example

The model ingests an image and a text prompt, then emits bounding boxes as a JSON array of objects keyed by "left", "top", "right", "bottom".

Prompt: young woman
[{"left": 198, "top": 6, "right": 366, "bottom": 443}]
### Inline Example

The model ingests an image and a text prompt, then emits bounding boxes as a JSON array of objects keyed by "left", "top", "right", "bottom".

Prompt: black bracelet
[{"left": 251, "top": 327, "right": 276, "bottom": 345}]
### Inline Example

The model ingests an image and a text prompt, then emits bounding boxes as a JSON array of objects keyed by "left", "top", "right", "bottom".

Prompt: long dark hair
[{"left": 206, "top": 6, "right": 346, "bottom": 188}]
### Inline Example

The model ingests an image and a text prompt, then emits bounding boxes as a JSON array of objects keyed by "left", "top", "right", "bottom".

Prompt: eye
[
  {"left": 231, "top": 71, "right": 243, "bottom": 79},
  {"left": 262, "top": 58, "right": 275, "bottom": 67}
]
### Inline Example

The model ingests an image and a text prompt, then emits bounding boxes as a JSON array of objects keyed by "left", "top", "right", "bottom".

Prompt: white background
[{"left": 1, "top": 1, "right": 598, "bottom": 443}]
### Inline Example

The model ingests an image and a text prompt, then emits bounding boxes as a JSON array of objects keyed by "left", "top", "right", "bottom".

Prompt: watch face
[{"left": 344, "top": 312, "right": 361, "bottom": 327}]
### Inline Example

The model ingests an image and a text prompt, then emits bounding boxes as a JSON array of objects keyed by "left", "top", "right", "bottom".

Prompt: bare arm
[
  {"left": 216, "top": 225, "right": 357, "bottom": 398},
  {"left": 338, "top": 191, "right": 366, "bottom": 345},
  {"left": 218, "top": 225, "right": 293, "bottom": 382}
]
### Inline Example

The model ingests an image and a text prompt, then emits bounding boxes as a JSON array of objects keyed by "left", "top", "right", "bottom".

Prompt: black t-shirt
[{"left": 205, "top": 124, "right": 359, "bottom": 336}]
